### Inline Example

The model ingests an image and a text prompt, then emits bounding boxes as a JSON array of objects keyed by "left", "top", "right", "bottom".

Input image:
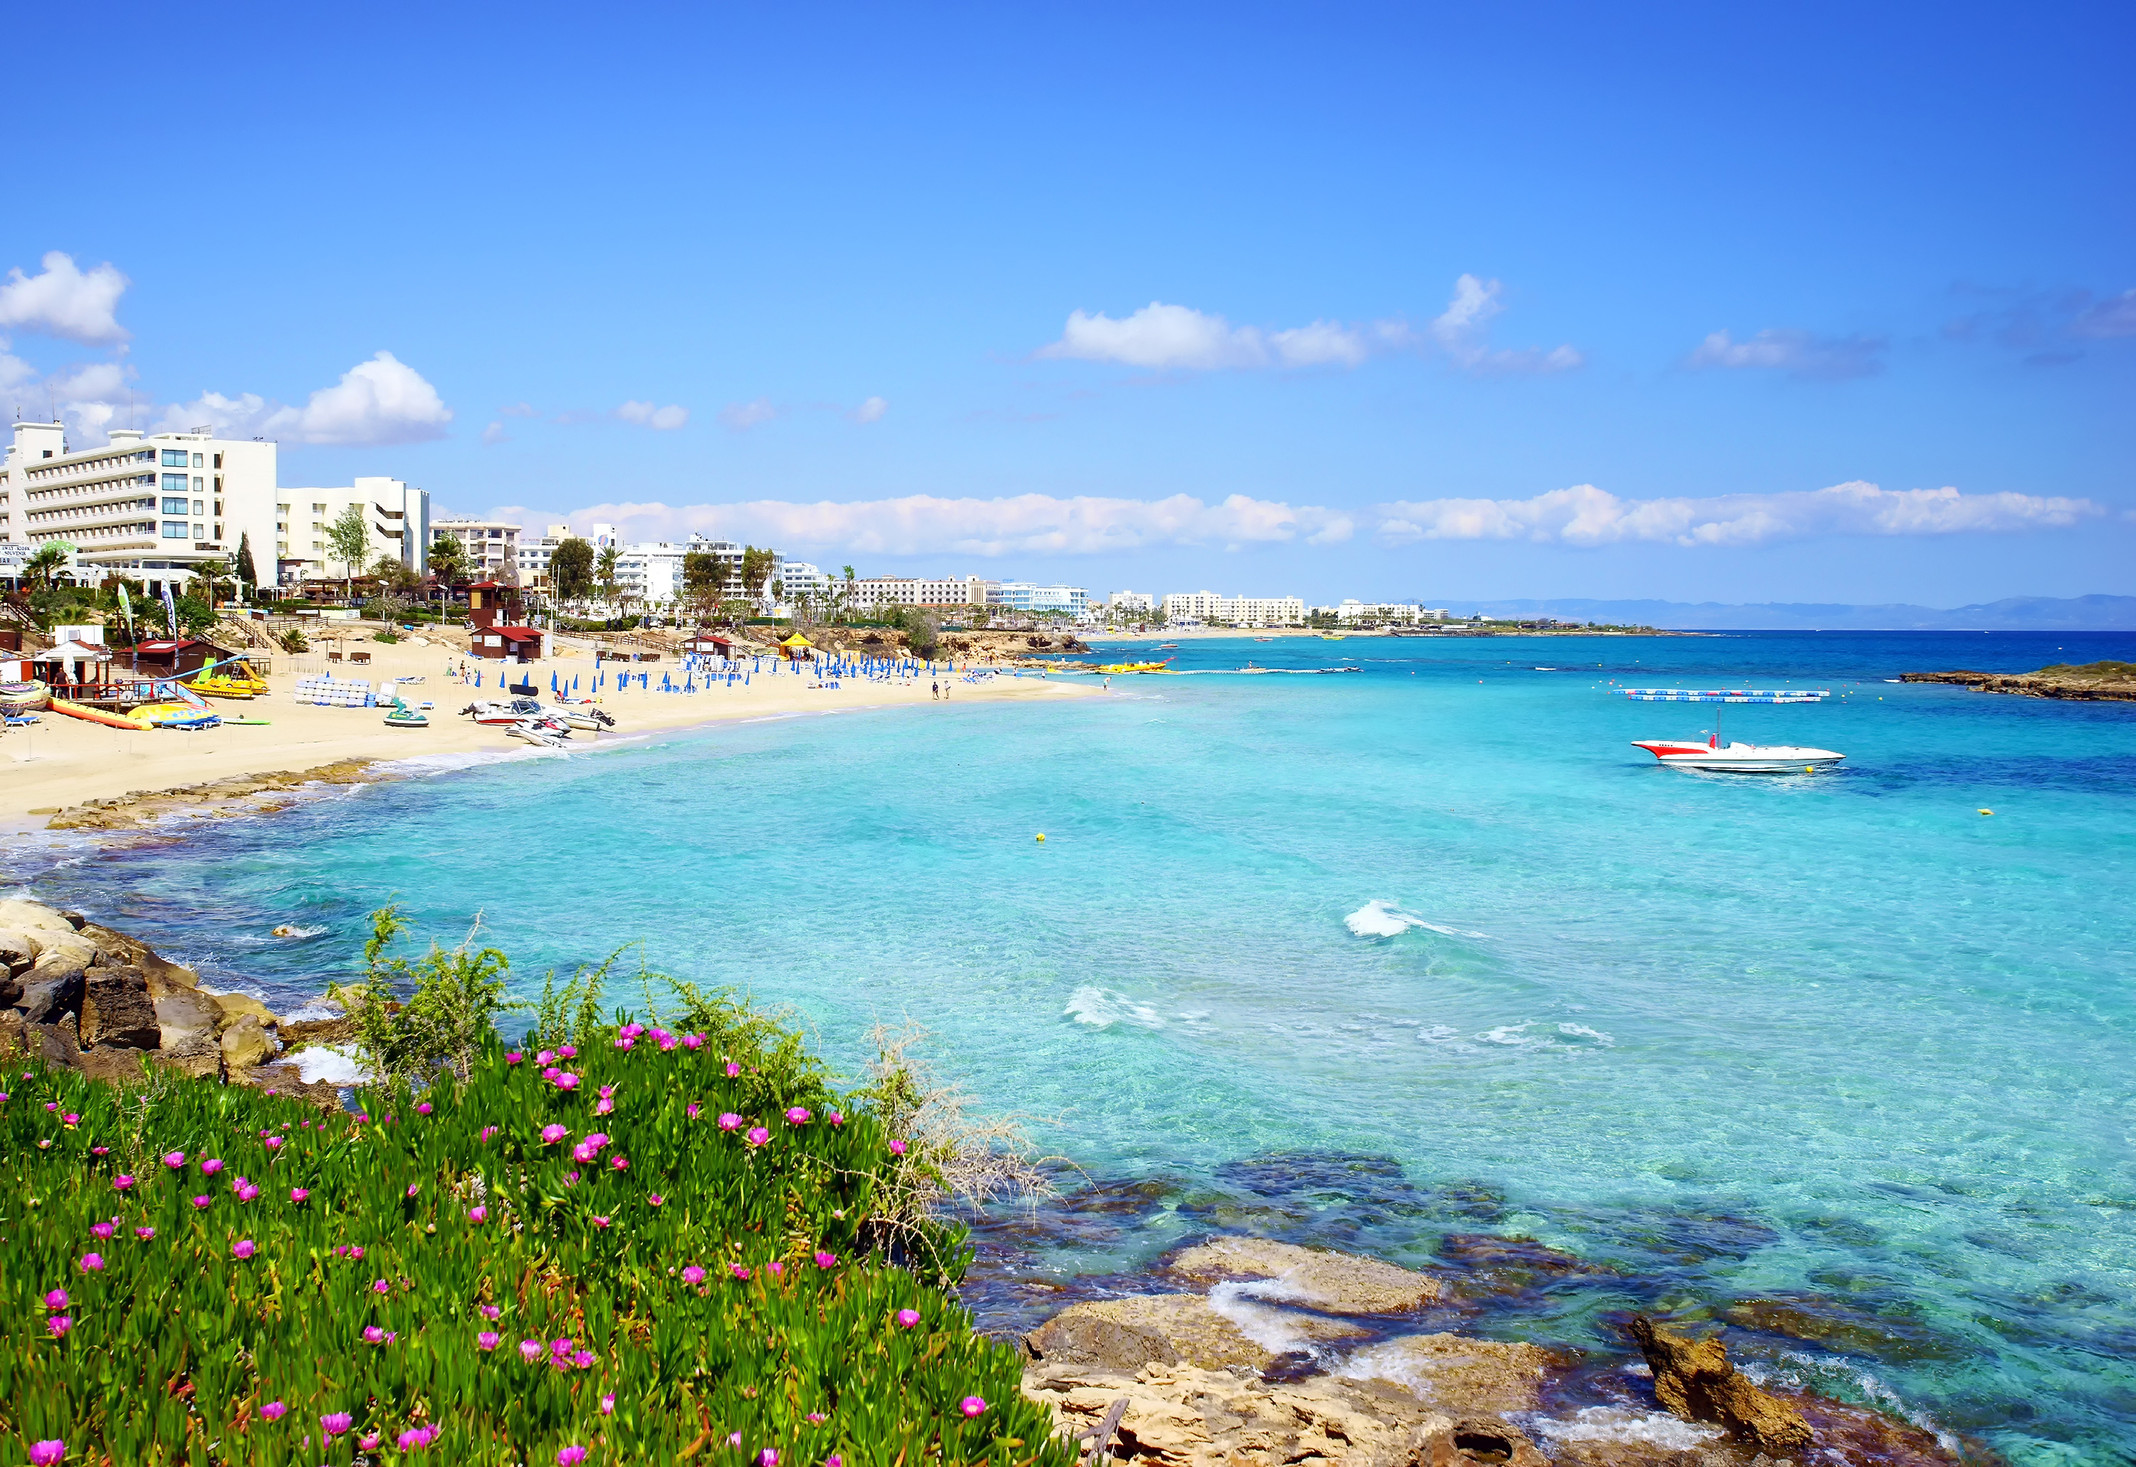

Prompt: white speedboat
[
  {"left": 1618, "top": 686, "right": 1844, "bottom": 773},
  {"left": 1631, "top": 737, "right": 1844, "bottom": 772}
]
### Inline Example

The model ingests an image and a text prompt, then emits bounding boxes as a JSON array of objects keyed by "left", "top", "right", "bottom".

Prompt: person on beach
[{"left": 931, "top": 680, "right": 939, "bottom": 700}]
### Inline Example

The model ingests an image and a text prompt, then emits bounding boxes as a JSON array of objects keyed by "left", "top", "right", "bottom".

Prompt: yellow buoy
[
  {"left": 1035, "top": 833, "right": 1046, "bottom": 843},
  {"left": 1978, "top": 809, "right": 1992, "bottom": 816}
]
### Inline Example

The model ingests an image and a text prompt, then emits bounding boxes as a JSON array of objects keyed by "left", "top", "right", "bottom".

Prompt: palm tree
[
  {"left": 24, "top": 541, "right": 74, "bottom": 592},
  {"left": 595, "top": 544, "right": 621, "bottom": 612}
]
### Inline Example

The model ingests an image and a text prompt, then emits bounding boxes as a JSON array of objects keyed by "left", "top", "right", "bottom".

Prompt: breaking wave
[{"left": 1063, "top": 986, "right": 1167, "bottom": 1030}]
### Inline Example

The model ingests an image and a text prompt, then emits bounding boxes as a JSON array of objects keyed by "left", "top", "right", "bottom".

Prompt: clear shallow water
[{"left": 9, "top": 631, "right": 2136, "bottom": 1463}]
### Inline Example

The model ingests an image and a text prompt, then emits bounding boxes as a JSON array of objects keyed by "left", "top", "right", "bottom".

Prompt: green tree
[
  {"left": 233, "top": 531, "right": 258, "bottom": 599},
  {"left": 840, "top": 564, "right": 856, "bottom": 620},
  {"left": 550, "top": 537, "right": 594, "bottom": 605},
  {"left": 331, "top": 905, "right": 521, "bottom": 1089},
  {"left": 682, "top": 550, "right": 724, "bottom": 627},
  {"left": 740, "top": 545, "right": 777, "bottom": 611},
  {"left": 325, "top": 503, "right": 371, "bottom": 604},
  {"left": 595, "top": 544, "right": 621, "bottom": 607},
  {"left": 171, "top": 593, "right": 219, "bottom": 637},
  {"left": 23, "top": 541, "right": 73, "bottom": 591},
  {"left": 428, "top": 531, "right": 470, "bottom": 584}
]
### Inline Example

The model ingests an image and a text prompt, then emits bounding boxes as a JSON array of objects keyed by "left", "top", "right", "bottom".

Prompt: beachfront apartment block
[
  {"left": 855, "top": 575, "right": 994, "bottom": 610},
  {"left": 1312, "top": 601, "right": 1452, "bottom": 625},
  {"left": 276, "top": 478, "right": 431, "bottom": 584},
  {"left": 433, "top": 517, "right": 522, "bottom": 580},
  {"left": 1161, "top": 591, "right": 1307, "bottom": 626},
  {"left": 991, "top": 581, "right": 1092, "bottom": 619},
  {"left": 1, "top": 420, "right": 277, "bottom": 598},
  {"left": 1109, "top": 591, "right": 1157, "bottom": 615},
  {"left": 514, "top": 525, "right": 573, "bottom": 590}
]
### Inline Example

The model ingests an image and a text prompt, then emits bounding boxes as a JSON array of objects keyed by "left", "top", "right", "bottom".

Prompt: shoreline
[
  {"left": 1086, "top": 625, "right": 1677, "bottom": 642},
  {"left": 3, "top": 639, "right": 1093, "bottom": 834}
]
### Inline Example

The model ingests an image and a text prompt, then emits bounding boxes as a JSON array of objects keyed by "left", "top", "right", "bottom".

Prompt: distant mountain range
[{"left": 1442, "top": 594, "right": 2136, "bottom": 631}]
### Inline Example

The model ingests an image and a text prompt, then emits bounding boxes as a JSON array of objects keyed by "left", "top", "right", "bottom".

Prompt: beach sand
[{"left": 1, "top": 637, "right": 1091, "bottom": 832}]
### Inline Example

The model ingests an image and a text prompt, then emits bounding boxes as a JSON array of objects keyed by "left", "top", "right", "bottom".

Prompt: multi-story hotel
[
  {"left": 276, "top": 477, "right": 431, "bottom": 583},
  {"left": 0, "top": 420, "right": 277, "bottom": 597},
  {"left": 432, "top": 517, "right": 523, "bottom": 580},
  {"left": 1160, "top": 591, "right": 1307, "bottom": 626},
  {"left": 1311, "top": 600, "right": 1451, "bottom": 626},
  {"left": 854, "top": 575, "right": 993, "bottom": 609}
]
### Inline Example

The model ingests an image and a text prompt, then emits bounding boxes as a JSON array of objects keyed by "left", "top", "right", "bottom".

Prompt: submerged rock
[
  {"left": 1022, "top": 1293, "right": 1366, "bottom": 1374},
  {"left": 1629, "top": 1316, "right": 1811, "bottom": 1452},
  {"left": 1338, "top": 1332, "right": 1559, "bottom": 1418},
  {"left": 1168, "top": 1237, "right": 1443, "bottom": 1315}
]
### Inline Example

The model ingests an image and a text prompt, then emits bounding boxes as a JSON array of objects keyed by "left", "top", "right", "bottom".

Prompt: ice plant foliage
[{"left": 0, "top": 920, "right": 1052, "bottom": 1466}]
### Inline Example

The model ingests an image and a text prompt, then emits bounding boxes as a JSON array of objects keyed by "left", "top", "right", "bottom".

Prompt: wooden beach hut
[
  {"left": 129, "top": 637, "right": 233, "bottom": 678},
  {"left": 472, "top": 625, "right": 544, "bottom": 664}
]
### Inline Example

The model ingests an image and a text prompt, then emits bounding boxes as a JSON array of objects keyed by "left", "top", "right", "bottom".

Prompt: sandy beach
[{"left": 1, "top": 637, "right": 1091, "bottom": 832}]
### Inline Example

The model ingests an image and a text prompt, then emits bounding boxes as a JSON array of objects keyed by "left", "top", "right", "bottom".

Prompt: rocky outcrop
[
  {"left": 1337, "top": 1334, "right": 1557, "bottom": 1419},
  {"left": 1900, "top": 664, "right": 2136, "bottom": 703},
  {"left": 42, "top": 759, "right": 381, "bottom": 831},
  {"left": 220, "top": 1014, "right": 276, "bottom": 1071},
  {"left": 1629, "top": 1316, "right": 1811, "bottom": 1452},
  {"left": 1168, "top": 1238, "right": 1443, "bottom": 1315},
  {"left": 1024, "top": 1362, "right": 1545, "bottom": 1467},
  {"left": 1023, "top": 1294, "right": 1367, "bottom": 1374},
  {"left": 79, "top": 967, "right": 160, "bottom": 1049}
]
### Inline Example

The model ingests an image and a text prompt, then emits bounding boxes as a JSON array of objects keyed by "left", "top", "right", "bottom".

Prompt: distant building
[
  {"left": 1311, "top": 601, "right": 1451, "bottom": 626},
  {"left": 855, "top": 575, "right": 994, "bottom": 610},
  {"left": 277, "top": 477, "right": 430, "bottom": 584},
  {"left": 433, "top": 517, "right": 523, "bottom": 581},
  {"left": 1161, "top": 591, "right": 1305, "bottom": 626},
  {"left": 1109, "top": 590, "right": 1156, "bottom": 615},
  {"left": 515, "top": 524, "right": 573, "bottom": 590},
  {"left": 992, "top": 582, "right": 1092, "bottom": 619}
]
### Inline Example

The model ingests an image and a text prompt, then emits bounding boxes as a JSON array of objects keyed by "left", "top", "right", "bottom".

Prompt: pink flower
[
  {"left": 61, "top": 1112, "right": 79, "bottom": 1127},
  {"left": 828, "top": 1456, "right": 845, "bottom": 1467},
  {"left": 682, "top": 1265, "right": 706, "bottom": 1285},
  {"left": 359, "top": 1433, "right": 381, "bottom": 1450},
  {"left": 686, "top": 1103, "right": 701, "bottom": 1120},
  {"left": 290, "top": 1188, "right": 310, "bottom": 1203},
  {"left": 91, "top": 1146, "right": 108, "bottom": 1155},
  {"left": 768, "top": 1260, "right": 784, "bottom": 1277},
  {"left": 481, "top": 1304, "right": 501, "bottom": 1319},
  {"left": 889, "top": 1139, "right": 907, "bottom": 1156},
  {"left": 620, "top": 1023, "right": 644, "bottom": 1040},
  {"left": 260, "top": 1402, "right": 286, "bottom": 1421},
  {"left": 264, "top": 1136, "right": 284, "bottom": 1150},
  {"left": 599, "top": 1084, "right": 615, "bottom": 1099},
  {"left": 541, "top": 1067, "right": 562, "bottom": 1084},
  {"left": 558, "top": 1044, "right": 577, "bottom": 1059},
  {"left": 746, "top": 1126, "right": 770, "bottom": 1147},
  {"left": 91, "top": 1221, "right": 115, "bottom": 1240},
  {"left": 372, "top": 1279, "right": 390, "bottom": 1294},
  {"left": 649, "top": 1193, "right": 665, "bottom": 1206},
  {"left": 201, "top": 1159, "right": 223, "bottom": 1176},
  {"left": 571, "top": 1142, "right": 595, "bottom": 1164},
  {"left": 536, "top": 1050, "right": 555, "bottom": 1065},
  {"left": 505, "top": 1051, "right": 523, "bottom": 1065},
  {"left": 350, "top": 1246, "right": 365, "bottom": 1259},
  {"left": 162, "top": 1151, "right": 185, "bottom": 1169},
  {"left": 480, "top": 1126, "right": 499, "bottom": 1142},
  {"left": 551, "top": 1337, "right": 573, "bottom": 1357},
  {"left": 593, "top": 1097, "right": 613, "bottom": 1115},
  {"left": 112, "top": 1174, "right": 134, "bottom": 1191},
  {"left": 468, "top": 1205, "right": 488, "bottom": 1223},
  {"left": 405, "top": 1183, "right": 420, "bottom": 1198},
  {"left": 28, "top": 1442, "right": 64, "bottom": 1466},
  {"left": 78, "top": 1254, "right": 103, "bottom": 1273},
  {"left": 785, "top": 1107, "right": 811, "bottom": 1124},
  {"left": 592, "top": 1215, "right": 611, "bottom": 1229},
  {"left": 134, "top": 1226, "right": 154, "bottom": 1240},
  {"left": 541, "top": 1124, "right": 568, "bottom": 1145},
  {"left": 600, "top": 1393, "right": 615, "bottom": 1414},
  {"left": 554, "top": 1072, "right": 580, "bottom": 1091},
  {"left": 959, "top": 1396, "right": 987, "bottom": 1418},
  {"left": 808, "top": 1412, "right": 827, "bottom": 1424},
  {"left": 571, "top": 1350, "right": 595, "bottom": 1368},
  {"left": 398, "top": 1426, "right": 434, "bottom": 1450},
  {"left": 728, "top": 1434, "right": 743, "bottom": 1448},
  {"left": 44, "top": 1289, "right": 67, "bottom": 1311},
  {"left": 718, "top": 1112, "right": 741, "bottom": 1131},
  {"left": 236, "top": 1183, "right": 261, "bottom": 1202},
  {"left": 363, "top": 1326, "right": 388, "bottom": 1344},
  {"left": 730, "top": 1264, "right": 751, "bottom": 1281},
  {"left": 814, "top": 1250, "right": 837, "bottom": 1269},
  {"left": 609, "top": 1156, "right": 628, "bottom": 1172},
  {"left": 558, "top": 1448, "right": 588, "bottom": 1467},
  {"left": 827, "top": 1110, "right": 844, "bottom": 1126},
  {"left": 520, "top": 1339, "right": 543, "bottom": 1363},
  {"left": 657, "top": 1032, "right": 678, "bottom": 1051},
  {"left": 320, "top": 1412, "right": 352, "bottom": 1436},
  {"left": 896, "top": 1308, "right": 920, "bottom": 1328},
  {"left": 725, "top": 1061, "right": 741, "bottom": 1077},
  {"left": 47, "top": 1315, "right": 71, "bottom": 1338},
  {"left": 683, "top": 1033, "right": 703, "bottom": 1049},
  {"left": 477, "top": 1332, "right": 499, "bottom": 1350},
  {"left": 233, "top": 1240, "right": 256, "bottom": 1260},
  {"left": 415, "top": 1103, "right": 432, "bottom": 1115},
  {"left": 760, "top": 1452, "right": 779, "bottom": 1467},
  {"left": 613, "top": 1037, "right": 634, "bottom": 1051}
]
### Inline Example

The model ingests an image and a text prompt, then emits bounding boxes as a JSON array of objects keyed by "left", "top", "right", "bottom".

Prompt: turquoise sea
[{"left": 9, "top": 631, "right": 2135, "bottom": 1464}]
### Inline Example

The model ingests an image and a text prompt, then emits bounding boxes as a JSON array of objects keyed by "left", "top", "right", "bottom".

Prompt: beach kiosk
[
  {"left": 778, "top": 632, "right": 814, "bottom": 662},
  {"left": 30, "top": 637, "right": 114, "bottom": 697},
  {"left": 472, "top": 625, "right": 544, "bottom": 664}
]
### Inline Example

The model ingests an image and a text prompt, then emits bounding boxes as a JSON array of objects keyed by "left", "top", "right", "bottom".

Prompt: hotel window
[
  {"left": 192, "top": 453, "right": 204, "bottom": 469},
  {"left": 194, "top": 524, "right": 205, "bottom": 539},
  {"left": 163, "top": 522, "right": 189, "bottom": 539},
  {"left": 212, "top": 454, "right": 222, "bottom": 469},
  {"left": 192, "top": 500, "right": 204, "bottom": 516},
  {"left": 162, "top": 450, "right": 188, "bottom": 467},
  {"left": 163, "top": 497, "right": 189, "bottom": 515},
  {"left": 163, "top": 474, "right": 188, "bottom": 494},
  {"left": 192, "top": 477, "right": 203, "bottom": 492}
]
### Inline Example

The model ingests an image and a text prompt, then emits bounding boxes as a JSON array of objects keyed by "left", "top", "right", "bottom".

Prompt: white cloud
[
  {"left": 482, "top": 420, "right": 509, "bottom": 446},
  {"left": 1429, "top": 275, "right": 1583, "bottom": 374},
  {"left": 154, "top": 352, "right": 451, "bottom": 445},
  {"left": 0, "top": 252, "right": 129, "bottom": 344},
  {"left": 2072, "top": 288, "right": 2136, "bottom": 339},
  {"left": 617, "top": 400, "right": 689, "bottom": 430},
  {"left": 548, "top": 492, "right": 1356, "bottom": 557},
  {"left": 1688, "top": 328, "right": 1885, "bottom": 380},
  {"left": 853, "top": 395, "right": 888, "bottom": 423},
  {"left": 1374, "top": 481, "right": 2099, "bottom": 547},
  {"left": 1038, "top": 278, "right": 1576, "bottom": 375},
  {"left": 718, "top": 397, "right": 778, "bottom": 431}
]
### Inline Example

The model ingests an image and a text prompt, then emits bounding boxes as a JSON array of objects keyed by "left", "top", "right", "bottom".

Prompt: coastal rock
[
  {"left": 79, "top": 967, "right": 161, "bottom": 1049},
  {"left": 1022, "top": 1293, "right": 1366, "bottom": 1374},
  {"left": 207, "top": 990, "right": 278, "bottom": 1032},
  {"left": 0, "top": 927, "right": 43, "bottom": 976},
  {"left": 0, "top": 899, "right": 74, "bottom": 934},
  {"left": 1630, "top": 1317, "right": 1811, "bottom": 1452},
  {"left": 1340, "top": 1333, "right": 1558, "bottom": 1417},
  {"left": 79, "top": 923, "right": 200, "bottom": 995},
  {"left": 1024, "top": 1361, "right": 1547, "bottom": 1467},
  {"left": 18, "top": 960, "right": 86, "bottom": 1025},
  {"left": 280, "top": 1013, "right": 356, "bottom": 1046},
  {"left": 1168, "top": 1237, "right": 1443, "bottom": 1314},
  {"left": 220, "top": 1014, "right": 276, "bottom": 1072}
]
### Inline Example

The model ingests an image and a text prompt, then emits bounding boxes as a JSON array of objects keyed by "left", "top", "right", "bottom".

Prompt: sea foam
[
  {"left": 1063, "top": 986, "right": 1166, "bottom": 1030},
  {"left": 1527, "top": 1408, "right": 1722, "bottom": 1450},
  {"left": 1343, "top": 901, "right": 1485, "bottom": 939}
]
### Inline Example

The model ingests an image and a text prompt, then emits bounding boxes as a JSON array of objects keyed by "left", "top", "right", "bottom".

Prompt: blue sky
[{"left": 3, "top": 1, "right": 2130, "bottom": 605}]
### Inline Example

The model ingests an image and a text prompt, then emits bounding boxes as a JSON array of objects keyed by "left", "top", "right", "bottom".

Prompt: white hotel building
[
  {"left": 1161, "top": 591, "right": 1307, "bottom": 626},
  {"left": 855, "top": 575, "right": 993, "bottom": 610},
  {"left": 277, "top": 477, "right": 431, "bottom": 583},
  {"left": 1, "top": 420, "right": 276, "bottom": 596}
]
